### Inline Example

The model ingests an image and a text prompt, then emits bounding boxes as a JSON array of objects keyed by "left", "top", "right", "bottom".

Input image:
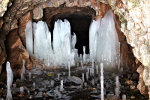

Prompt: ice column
[
  {"left": 89, "top": 18, "right": 101, "bottom": 61},
  {"left": 89, "top": 10, "right": 120, "bottom": 68},
  {"left": 33, "top": 21, "right": 53, "bottom": 66},
  {"left": 100, "top": 63, "right": 104, "bottom": 100},
  {"left": 25, "top": 21, "right": 33, "bottom": 55},
  {"left": 53, "top": 19, "right": 75, "bottom": 66},
  {"left": 115, "top": 76, "right": 120, "bottom": 97},
  {"left": 97, "top": 10, "right": 120, "bottom": 68},
  {"left": 21, "top": 59, "right": 26, "bottom": 80},
  {"left": 6, "top": 61, "right": 13, "bottom": 100}
]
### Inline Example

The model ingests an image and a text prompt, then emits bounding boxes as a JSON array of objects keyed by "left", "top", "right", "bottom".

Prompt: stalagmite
[
  {"left": 89, "top": 10, "right": 120, "bottom": 69},
  {"left": 21, "top": 59, "right": 26, "bottom": 81},
  {"left": 89, "top": 18, "right": 101, "bottom": 61},
  {"left": 100, "top": 63, "right": 104, "bottom": 100},
  {"left": 115, "top": 76, "right": 120, "bottom": 97},
  {"left": 33, "top": 21, "right": 52, "bottom": 66},
  {"left": 6, "top": 61, "right": 13, "bottom": 100},
  {"left": 53, "top": 19, "right": 75, "bottom": 66},
  {"left": 60, "top": 80, "right": 64, "bottom": 91}
]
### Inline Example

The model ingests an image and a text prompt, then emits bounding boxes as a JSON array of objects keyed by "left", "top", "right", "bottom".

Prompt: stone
[
  {"left": 33, "top": 6, "right": 43, "bottom": 20},
  {"left": 10, "top": 19, "right": 18, "bottom": 30},
  {"left": 0, "top": 46, "right": 2, "bottom": 55},
  {"left": 6, "top": 29, "right": 32, "bottom": 75},
  {"left": 0, "top": 65, "right": 1, "bottom": 74},
  {"left": 19, "top": 11, "right": 32, "bottom": 46},
  {"left": 0, "top": 18, "right": 3, "bottom": 29},
  {"left": 0, "top": 0, "right": 9, "bottom": 17}
]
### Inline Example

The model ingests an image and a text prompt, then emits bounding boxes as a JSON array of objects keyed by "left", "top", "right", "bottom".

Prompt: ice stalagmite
[
  {"left": 25, "top": 21, "right": 33, "bottom": 55},
  {"left": 33, "top": 21, "right": 53, "bottom": 66},
  {"left": 96, "top": 10, "right": 120, "bottom": 68},
  {"left": 89, "top": 10, "right": 120, "bottom": 69},
  {"left": 53, "top": 19, "right": 75, "bottom": 66},
  {"left": 89, "top": 18, "right": 101, "bottom": 61},
  {"left": 6, "top": 61, "right": 13, "bottom": 100}
]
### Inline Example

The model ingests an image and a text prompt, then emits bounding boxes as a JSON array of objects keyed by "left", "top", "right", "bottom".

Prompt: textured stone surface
[
  {"left": 6, "top": 29, "right": 31, "bottom": 75},
  {"left": 33, "top": 6, "right": 43, "bottom": 20},
  {"left": 19, "top": 11, "right": 32, "bottom": 46},
  {"left": 0, "top": 0, "right": 9, "bottom": 17}
]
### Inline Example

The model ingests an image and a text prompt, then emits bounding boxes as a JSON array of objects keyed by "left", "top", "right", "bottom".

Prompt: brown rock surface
[
  {"left": 19, "top": 11, "right": 32, "bottom": 46},
  {"left": 6, "top": 29, "right": 32, "bottom": 75}
]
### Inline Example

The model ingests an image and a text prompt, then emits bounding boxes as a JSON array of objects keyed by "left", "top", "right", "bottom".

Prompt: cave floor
[{"left": 0, "top": 65, "right": 148, "bottom": 100}]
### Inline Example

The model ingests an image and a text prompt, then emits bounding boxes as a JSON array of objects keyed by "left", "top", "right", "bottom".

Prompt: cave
[{"left": 0, "top": 0, "right": 149, "bottom": 100}]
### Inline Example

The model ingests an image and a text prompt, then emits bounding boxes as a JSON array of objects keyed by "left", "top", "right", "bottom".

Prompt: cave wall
[{"left": 0, "top": 0, "right": 149, "bottom": 97}]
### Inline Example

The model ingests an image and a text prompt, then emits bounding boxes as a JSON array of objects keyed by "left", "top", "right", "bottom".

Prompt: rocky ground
[{"left": 0, "top": 64, "right": 148, "bottom": 100}]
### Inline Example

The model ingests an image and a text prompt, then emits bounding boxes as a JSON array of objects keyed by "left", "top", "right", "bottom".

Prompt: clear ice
[
  {"left": 6, "top": 61, "right": 13, "bottom": 100},
  {"left": 89, "top": 10, "right": 120, "bottom": 68},
  {"left": 25, "top": 21, "right": 33, "bottom": 55},
  {"left": 25, "top": 19, "right": 76, "bottom": 67}
]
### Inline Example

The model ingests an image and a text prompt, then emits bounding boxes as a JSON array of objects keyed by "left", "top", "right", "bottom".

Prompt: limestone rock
[
  {"left": 33, "top": 6, "right": 43, "bottom": 20},
  {"left": 6, "top": 29, "right": 32, "bottom": 75},
  {"left": 0, "top": 18, "right": 3, "bottom": 29},
  {"left": 0, "top": 0, "right": 9, "bottom": 17},
  {"left": 19, "top": 11, "right": 32, "bottom": 46}
]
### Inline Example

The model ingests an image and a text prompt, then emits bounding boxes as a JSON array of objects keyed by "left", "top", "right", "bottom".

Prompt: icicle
[
  {"left": 92, "top": 59, "right": 94, "bottom": 69},
  {"left": 60, "top": 80, "right": 64, "bottom": 91},
  {"left": 83, "top": 46, "right": 86, "bottom": 64},
  {"left": 89, "top": 18, "right": 101, "bottom": 61},
  {"left": 25, "top": 21, "right": 33, "bottom": 55},
  {"left": 86, "top": 72, "right": 89, "bottom": 80},
  {"left": 28, "top": 72, "right": 31, "bottom": 81},
  {"left": 82, "top": 73, "right": 85, "bottom": 82},
  {"left": 53, "top": 19, "right": 75, "bottom": 66},
  {"left": 68, "top": 62, "right": 71, "bottom": 78},
  {"left": 20, "top": 87, "right": 24, "bottom": 94},
  {"left": 33, "top": 21, "right": 53, "bottom": 66},
  {"left": 21, "top": 59, "right": 26, "bottom": 81},
  {"left": 122, "top": 94, "right": 126, "bottom": 100},
  {"left": 115, "top": 76, "right": 120, "bottom": 97},
  {"left": 100, "top": 63, "right": 104, "bottom": 100},
  {"left": 6, "top": 61, "right": 13, "bottom": 100},
  {"left": 96, "top": 65, "right": 98, "bottom": 74}
]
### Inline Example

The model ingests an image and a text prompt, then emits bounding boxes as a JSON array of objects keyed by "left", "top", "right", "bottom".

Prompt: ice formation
[
  {"left": 53, "top": 19, "right": 75, "bottom": 66},
  {"left": 6, "top": 61, "right": 13, "bottom": 100},
  {"left": 21, "top": 59, "right": 26, "bottom": 80},
  {"left": 25, "top": 21, "right": 33, "bottom": 55},
  {"left": 89, "top": 10, "right": 120, "bottom": 68},
  {"left": 25, "top": 10, "right": 120, "bottom": 69},
  {"left": 33, "top": 21, "right": 52, "bottom": 66},
  {"left": 100, "top": 63, "right": 104, "bottom": 100},
  {"left": 115, "top": 76, "right": 120, "bottom": 97},
  {"left": 25, "top": 19, "right": 77, "bottom": 67}
]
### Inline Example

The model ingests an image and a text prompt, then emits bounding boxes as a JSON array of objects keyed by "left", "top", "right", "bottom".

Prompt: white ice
[
  {"left": 6, "top": 61, "right": 13, "bottom": 100},
  {"left": 25, "top": 21, "right": 33, "bottom": 55},
  {"left": 100, "top": 63, "right": 104, "bottom": 100},
  {"left": 21, "top": 59, "right": 26, "bottom": 80},
  {"left": 89, "top": 10, "right": 120, "bottom": 69}
]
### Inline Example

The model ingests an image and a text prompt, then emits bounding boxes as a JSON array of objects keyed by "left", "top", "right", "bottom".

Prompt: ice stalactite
[
  {"left": 89, "top": 18, "right": 101, "bottom": 61},
  {"left": 6, "top": 61, "right": 13, "bottom": 100},
  {"left": 53, "top": 19, "right": 75, "bottom": 66},
  {"left": 33, "top": 21, "right": 53, "bottom": 66},
  {"left": 89, "top": 10, "right": 120, "bottom": 69},
  {"left": 25, "top": 21, "right": 33, "bottom": 55},
  {"left": 25, "top": 19, "right": 76, "bottom": 67},
  {"left": 21, "top": 59, "right": 26, "bottom": 81}
]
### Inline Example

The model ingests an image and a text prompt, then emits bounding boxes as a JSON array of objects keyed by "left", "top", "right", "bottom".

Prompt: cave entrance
[{"left": 43, "top": 7, "right": 96, "bottom": 54}]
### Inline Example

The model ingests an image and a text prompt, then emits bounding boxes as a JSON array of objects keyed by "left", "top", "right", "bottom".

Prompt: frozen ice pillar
[
  {"left": 33, "top": 21, "right": 53, "bottom": 66},
  {"left": 96, "top": 10, "right": 120, "bottom": 68},
  {"left": 6, "top": 61, "right": 13, "bottom": 100},
  {"left": 53, "top": 19, "right": 75, "bottom": 66},
  {"left": 25, "top": 21, "right": 33, "bottom": 55},
  {"left": 89, "top": 10, "right": 120, "bottom": 69}
]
